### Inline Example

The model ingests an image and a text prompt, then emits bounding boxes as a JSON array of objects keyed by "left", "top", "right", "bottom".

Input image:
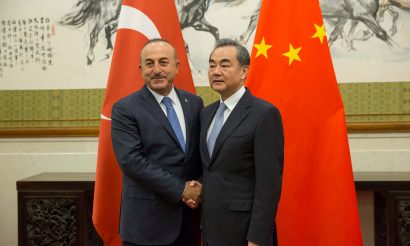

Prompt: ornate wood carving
[
  {"left": 25, "top": 198, "right": 77, "bottom": 246},
  {"left": 397, "top": 198, "right": 410, "bottom": 245},
  {"left": 17, "top": 173, "right": 103, "bottom": 246}
]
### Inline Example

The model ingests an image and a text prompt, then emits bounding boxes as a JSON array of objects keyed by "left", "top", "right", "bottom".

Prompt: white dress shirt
[
  {"left": 207, "top": 86, "right": 246, "bottom": 140},
  {"left": 147, "top": 86, "right": 187, "bottom": 142}
]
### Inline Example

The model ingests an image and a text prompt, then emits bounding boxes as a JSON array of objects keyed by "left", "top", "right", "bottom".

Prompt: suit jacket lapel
[
  {"left": 209, "top": 91, "right": 252, "bottom": 165},
  {"left": 201, "top": 102, "right": 219, "bottom": 167},
  {"left": 140, "top": 86, "right": 182, "bottom": 151}
]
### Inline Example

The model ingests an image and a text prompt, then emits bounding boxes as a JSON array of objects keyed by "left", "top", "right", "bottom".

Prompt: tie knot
[
  {"left": 217, "top": 102, "right": 226, "bottom": 114},
  {"left": 162, "top": 96, "right": 173, "bottom": 107}
]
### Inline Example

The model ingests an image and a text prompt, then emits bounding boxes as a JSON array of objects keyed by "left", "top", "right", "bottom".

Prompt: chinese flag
[
  {"left": 246, "top": 0, "right": 362, "bottom": 245},
  {"left": 93, "top": 1, "right": 195, "bottom": 245}
]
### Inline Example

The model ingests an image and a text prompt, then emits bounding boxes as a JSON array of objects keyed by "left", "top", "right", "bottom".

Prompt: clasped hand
[{"left": 181, "top": 180, "right": 202, "bottom": 209}]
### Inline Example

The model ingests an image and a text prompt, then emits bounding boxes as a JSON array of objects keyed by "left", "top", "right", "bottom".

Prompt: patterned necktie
[
  {"left": 207, "top": 102, "right": 226, "bottom": 157},
  {"left": 162, "top": 96, "right": 185, "bottom": 152}
]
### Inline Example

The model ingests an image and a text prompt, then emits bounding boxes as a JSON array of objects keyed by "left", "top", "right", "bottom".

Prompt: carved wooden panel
[
  {"left": 17, "top": 173, "right": 103, "bottom": 246},
  {"left": 374, "top": 191, "right": 410, "bottom": 246},
  {"left": 19, "top": 193, "right": 82, "bottom": 246},
  {"left": 25, "top": 197, "right": 77, "bottom": 245},
  {"left": 397, "top": 197, "right": 410, "bottom": 245}
]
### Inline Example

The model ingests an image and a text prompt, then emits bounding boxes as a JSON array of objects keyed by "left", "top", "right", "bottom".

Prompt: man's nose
[
  {"left": 211, "top": 66, "right": 222, "bottom": 75},
  {"left": 153, "top": 62, "right": 161, "bottom": 73}
]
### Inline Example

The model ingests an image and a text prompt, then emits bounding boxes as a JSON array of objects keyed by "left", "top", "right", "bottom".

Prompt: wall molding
[
  {"left": 1, "top": 121, "right": 410, "bottom": 137},
  {"left": 0, "top": 127, "right": 99, "bottom": 137}
]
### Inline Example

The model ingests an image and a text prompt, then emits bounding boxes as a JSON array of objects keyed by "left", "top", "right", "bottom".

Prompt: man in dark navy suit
[
  {"left": 111, "top": 38, "right": 203, "bottom": 246},
  {"left": 200, "top": 39, "right": 284, "bottom": 246}
]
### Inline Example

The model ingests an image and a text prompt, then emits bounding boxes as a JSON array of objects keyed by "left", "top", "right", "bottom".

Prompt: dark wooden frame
[{"left": 17, "top": 173, "right": 103, "bottom": 246}]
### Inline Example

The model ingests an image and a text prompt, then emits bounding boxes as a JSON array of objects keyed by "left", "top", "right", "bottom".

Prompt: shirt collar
[
  {"left": 147, "top": 85, "right": 178, "bottom": 105},
  {"left": 221, "top": 86, "right": 245, "bottom": 111}
]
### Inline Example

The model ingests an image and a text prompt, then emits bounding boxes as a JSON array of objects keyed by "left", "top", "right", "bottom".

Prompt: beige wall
[{"left": 1, "top": 133, "right": 410, "bottom": 245}]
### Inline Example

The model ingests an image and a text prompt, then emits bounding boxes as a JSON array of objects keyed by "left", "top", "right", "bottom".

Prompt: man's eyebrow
[{"left": 209, "top": 58, "right": 232, "bottom": 63}]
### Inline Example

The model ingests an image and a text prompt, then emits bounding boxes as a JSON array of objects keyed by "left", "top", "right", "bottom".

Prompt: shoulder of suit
[
  {"left": 113, "top": 88, "right": 143, "bottom": 108},
  {"left": 251, "top": 96, "right": 278, "bottom": 110},
  {"left": 246, "top": 96, "right": 282, "bottom": 118}
]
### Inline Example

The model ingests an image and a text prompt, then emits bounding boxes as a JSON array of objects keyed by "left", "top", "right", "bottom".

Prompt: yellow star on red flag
[
  {"left": 254, "top": 37, "right": 272, "bottom": 58},
  {"left": 282, "top": 43, "right": 302, "bottom": 65},
  {"left": 311, "top": 24, "right": 326, "bottom": 44}
]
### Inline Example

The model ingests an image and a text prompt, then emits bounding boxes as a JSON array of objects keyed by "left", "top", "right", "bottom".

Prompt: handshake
[{"left": 181, "top": 180, "right": 202, "bottom": 209}]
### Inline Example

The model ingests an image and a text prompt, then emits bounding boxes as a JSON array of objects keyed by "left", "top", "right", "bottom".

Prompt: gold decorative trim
[
  {"left": 347, "top": 122, "right": 410, "bottom": 132},
  {"left": 1, "top": 121, "right": 410, "bottom": 137},
  {"left": 0, "top": 127, "right": 99, "bottom": 137}
]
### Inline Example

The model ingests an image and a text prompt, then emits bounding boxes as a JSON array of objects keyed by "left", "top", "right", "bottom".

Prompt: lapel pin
[{"left": 185, "top": 99, "right": 188, "bottom": 103}]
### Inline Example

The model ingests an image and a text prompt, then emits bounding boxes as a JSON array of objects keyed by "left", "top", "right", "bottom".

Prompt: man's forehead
[
  {"left": 210, "top": 46, "right": 237, "bottom": 61},
  {"left": 141, "top": 42, "right": 174, "bottom": 59},
  {"left": 142, "top": 54, "right": 169, "bottom": 60},
  {"left": 143, "top": 41, "right": 172, "bottom": 52}
]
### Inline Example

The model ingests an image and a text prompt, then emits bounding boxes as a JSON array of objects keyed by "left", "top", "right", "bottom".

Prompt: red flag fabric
[
  {"left": 245, "top": 0, "right": 362, "bottom": 245},
  {"left": 93, "top": 1, "right": 195, "bottom": 245}
]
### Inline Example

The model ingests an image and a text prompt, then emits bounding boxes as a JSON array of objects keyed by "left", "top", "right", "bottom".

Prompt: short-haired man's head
[
  {"left": 211, "top": 38, "right": 250, "bottom": 67},
  {"left": 139, "top": 38, "right": 179, "bottom": 96},
  {"left": 140, "top": 38, "right": 178, "bottom": 63}
]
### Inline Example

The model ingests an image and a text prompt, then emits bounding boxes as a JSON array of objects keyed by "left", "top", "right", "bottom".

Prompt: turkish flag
[
  {"left": 245, "top": 0, "right": 362, "bottom": 245},
  {"left": 93, "top": 1, "right": 195, "bottom": 245}
]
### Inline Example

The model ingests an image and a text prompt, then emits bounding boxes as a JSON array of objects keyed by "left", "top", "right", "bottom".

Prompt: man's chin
[
  {"left": 211, "top": 82, "right": 225, "bottom": 91},
  {"left": 148, "top": 81, "right": 172, "bottom": 94},
  {"left": 151, "top": 78, "right": 167, "bottom": 84}
]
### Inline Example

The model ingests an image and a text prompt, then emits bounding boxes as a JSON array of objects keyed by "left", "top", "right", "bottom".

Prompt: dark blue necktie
[
  {"left": 162, "top": 96, "right": 185, "bottom": 152},
  {"left": 207, "top": 102, "right": 226, "bottom": 157}
]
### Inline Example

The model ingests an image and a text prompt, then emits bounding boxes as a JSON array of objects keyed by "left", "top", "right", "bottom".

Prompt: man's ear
[
  {"left": 176, "top": 60, "right": 180, "bottom": 73},
  {"left": 241, "top": 65, "right": 249, "bottom": 80}
]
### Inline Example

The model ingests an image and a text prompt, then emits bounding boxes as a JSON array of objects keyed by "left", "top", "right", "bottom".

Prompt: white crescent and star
[
  {"left": 101, "top": 5, "right": 161, "bottom": 121},
  {"left": 118, "top": 5, "right": 161, "bottom": 38}
]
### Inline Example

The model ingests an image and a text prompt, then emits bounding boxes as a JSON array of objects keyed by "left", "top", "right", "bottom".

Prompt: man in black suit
[
  {"left": 111, "top": 38, "right": 203, "bottom": 246},
  {"left": 200, "top": 39, "right": 284, "bottom": 246}
]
